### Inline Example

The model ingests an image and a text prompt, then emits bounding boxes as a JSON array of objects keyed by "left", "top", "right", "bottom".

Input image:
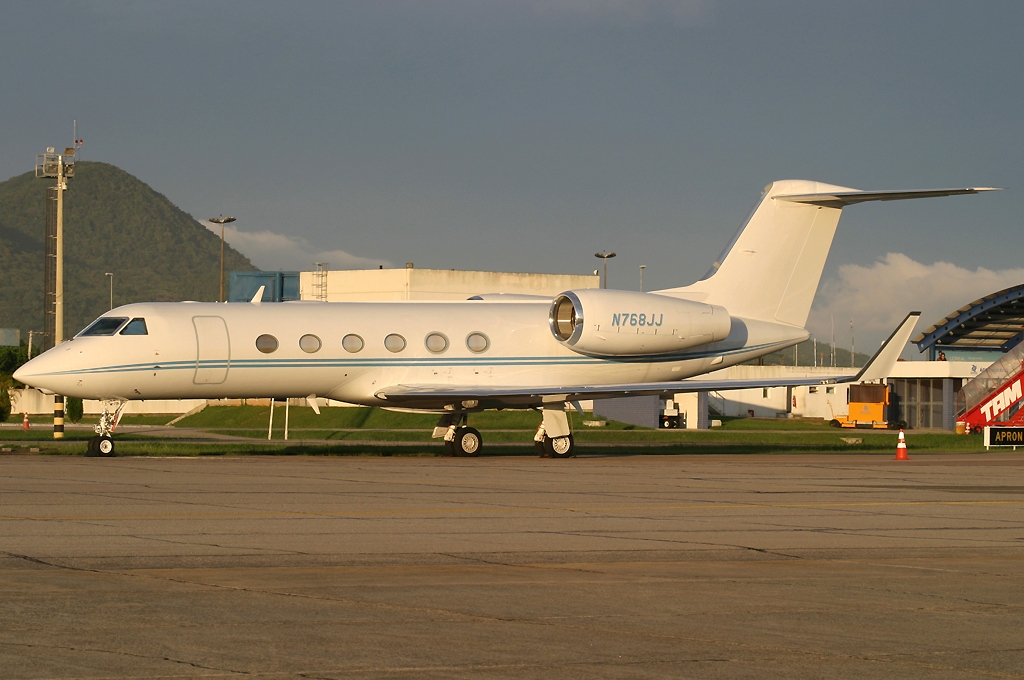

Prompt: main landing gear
[
  {"left": 434, "top": 413, "right": 483, "bottom": 457},
  {"left": 433, "top": 405, "right": 575, "bottom": 459},
  {"left": 87, "top": 400, "right": 126, "bottom": 457},
  {"left": 534, "top": 406, "right": 575, "bottom": 458}
]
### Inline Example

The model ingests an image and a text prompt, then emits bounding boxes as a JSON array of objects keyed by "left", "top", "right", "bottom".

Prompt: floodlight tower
[
  {"left": 209, "top": 215, "right": 236, "bottom": 302},
  {"left": 594, "top": 251, "right": 616, "bottom": 289},
  {"left": 36, "top": 145, "right": 76, "bottom": 439}
]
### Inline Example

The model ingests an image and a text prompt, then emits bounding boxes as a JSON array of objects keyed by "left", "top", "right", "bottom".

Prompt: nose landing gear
[{"left": 86, "top": 400, "right": 126, "bottom": 457}]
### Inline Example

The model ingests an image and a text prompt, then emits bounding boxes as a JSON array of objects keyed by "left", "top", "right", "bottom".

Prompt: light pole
[
  {"left": 105, "top": 272, "right": 113, "bottom": 310},
  {"left": 36, "top": 145, "right": 76, "bottom": 440},
  {"left": 209, "top": 215, "right": 236, "bottom": 302},
  {"left": 639, "top": 264, "right": 646, "bottom": 292},
  {"left": 594, "top": 252, "right": 616, "bottom": 289}
]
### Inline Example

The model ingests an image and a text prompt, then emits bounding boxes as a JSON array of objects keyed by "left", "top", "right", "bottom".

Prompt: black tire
[
  {"left": 443, "top": 439, "right": 456, "bottom": 457},
  {"left": 86, "top": 436, "right": 100, "bottom": 457},
  {"left": 829, "top": 419, "right": 841, "bottom": 428},
  {"left": 453, "top": 427, "right": 482, "bottom": 457},
  {"left": 535, "top": 440, "right": 550, "bottom": 457},
  {"left": 97, "top": 436, "right": 115, "bottom": 457},
  {"left": 897, "top": 420, "right": 908, "bottom": 430},
  {"left": 544, "top": 434, "right": 575, "bottom": 459}
]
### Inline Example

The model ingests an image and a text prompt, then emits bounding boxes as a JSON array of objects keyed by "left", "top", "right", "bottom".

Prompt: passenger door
[{"left": 193, "top": 316, "right": 230, "bottom": 385}]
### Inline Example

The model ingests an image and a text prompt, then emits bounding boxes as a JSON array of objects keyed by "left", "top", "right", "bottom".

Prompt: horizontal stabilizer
[{"left": 775, "top": 187, "right": 1001, "bottom": 208}]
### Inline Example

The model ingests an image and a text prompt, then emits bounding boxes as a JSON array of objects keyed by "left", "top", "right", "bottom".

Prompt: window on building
[{"left": 890, "top": 378, "right": 946, "bottom": 429}]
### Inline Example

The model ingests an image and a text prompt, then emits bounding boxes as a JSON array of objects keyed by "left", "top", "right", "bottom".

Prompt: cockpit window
[
  {"left": 80, "top": 317, "right": 129, "bottom": 336},
  {"left": 120, "top": 318, "right": 148, "bottom": 335}
]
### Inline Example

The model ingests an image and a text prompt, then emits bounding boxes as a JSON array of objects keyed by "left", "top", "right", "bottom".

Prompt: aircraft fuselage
[{"left": 19, "top": 299, "right": 805, "bottom": 408}]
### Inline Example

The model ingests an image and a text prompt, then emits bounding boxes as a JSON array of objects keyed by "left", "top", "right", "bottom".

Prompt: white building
[{"left": 298, "top": 266, "right": 599, "bottom": 302}]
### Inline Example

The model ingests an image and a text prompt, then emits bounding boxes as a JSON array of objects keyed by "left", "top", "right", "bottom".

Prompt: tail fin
[{"left": 658, "top": 180, "right": 999, "bottom": 327}]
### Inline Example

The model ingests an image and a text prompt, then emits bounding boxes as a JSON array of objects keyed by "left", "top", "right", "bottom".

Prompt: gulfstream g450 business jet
[{"left": 15, "top": 180, "right": 997, "bottom": 456}]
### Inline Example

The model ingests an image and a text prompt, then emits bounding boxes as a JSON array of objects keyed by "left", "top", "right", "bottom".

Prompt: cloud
[
  {"left": 201, "top": 222, "right": 390, "bottom": 272},
  {"left": 809, "top": 253, "right": 1024, "bottom": 354}
]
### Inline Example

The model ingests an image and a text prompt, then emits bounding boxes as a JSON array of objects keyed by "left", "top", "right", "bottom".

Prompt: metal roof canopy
[{"left": 913, "top": 283, "right": 1024, "bottom": 354}]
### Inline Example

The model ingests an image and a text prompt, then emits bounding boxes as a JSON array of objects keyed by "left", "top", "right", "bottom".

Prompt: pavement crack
[{"left": 0, "top": 641, "right": 250, "bottom": 674}]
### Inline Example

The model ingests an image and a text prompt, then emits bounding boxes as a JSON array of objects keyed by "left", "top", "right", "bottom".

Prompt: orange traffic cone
[
  {"left": 894, "top": 428, "right": 908, "bottom": 460},
  {"left": 22, "top": 412, "right": 30, "bottom": 431}
]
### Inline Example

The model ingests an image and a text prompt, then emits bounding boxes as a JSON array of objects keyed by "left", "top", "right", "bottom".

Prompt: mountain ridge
[{"left": 0, "top": 161, "right": 256, "bottom": 343}]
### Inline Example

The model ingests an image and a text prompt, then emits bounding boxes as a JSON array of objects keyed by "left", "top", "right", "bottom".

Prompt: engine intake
[{"left": 550, "top": 290, "right": 731, "bottom": 356}]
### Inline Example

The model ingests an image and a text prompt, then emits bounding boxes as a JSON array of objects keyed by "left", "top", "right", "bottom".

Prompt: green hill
[{"left": 0, "top": 161, "right": 255, "bottom": 343}]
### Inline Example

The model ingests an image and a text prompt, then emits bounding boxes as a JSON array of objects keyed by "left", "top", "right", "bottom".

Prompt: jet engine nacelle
[{"left": 549, "top": 289, "right": 731, "bottom": 356}]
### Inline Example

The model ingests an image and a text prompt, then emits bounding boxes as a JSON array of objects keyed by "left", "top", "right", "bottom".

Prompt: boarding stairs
[{"left": 957, "top": 342, "right": 1024, "bottom": 432}]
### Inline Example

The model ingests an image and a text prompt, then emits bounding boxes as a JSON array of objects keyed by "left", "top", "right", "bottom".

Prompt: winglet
[
  {"left": 250, "top": 286, "right": 266, "bottom": 305},
  {"left": 845, "top": 312, "right": 921, "bottom": 384}
]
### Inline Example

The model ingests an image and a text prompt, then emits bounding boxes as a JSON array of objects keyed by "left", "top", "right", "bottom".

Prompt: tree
[{"left": 0, "top": 375, "right": 11, "bottom": 423}]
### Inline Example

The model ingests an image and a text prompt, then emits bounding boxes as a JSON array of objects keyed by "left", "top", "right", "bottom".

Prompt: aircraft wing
[{"left": 377, "top": 312, "right": 921, "bottom": 408}]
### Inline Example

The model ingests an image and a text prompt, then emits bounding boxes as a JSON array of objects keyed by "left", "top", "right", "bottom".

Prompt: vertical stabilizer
[
  {"left": 658, "top": 181, "right": 998, "bottom": 327},
  {"left": 659, "top": 180, "right": 852, "bottom": 327}
]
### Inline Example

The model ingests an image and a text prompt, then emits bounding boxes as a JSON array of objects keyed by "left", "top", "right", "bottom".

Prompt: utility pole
[
  {"left": 850, "top": 319, "right": 855, "bottom": 367},
  {"left": 36, "top": 145, "right": 76, "bottom": 439}
]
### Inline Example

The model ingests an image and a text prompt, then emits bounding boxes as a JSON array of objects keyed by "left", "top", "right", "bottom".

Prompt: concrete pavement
[{"left": 2, "top": 453, "right": 1023, "bottom": 678}]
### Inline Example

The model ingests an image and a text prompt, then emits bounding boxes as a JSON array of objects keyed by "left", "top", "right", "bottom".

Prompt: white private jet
[{"left": 15, "top": 180, "right": 997, "bottom": 457}]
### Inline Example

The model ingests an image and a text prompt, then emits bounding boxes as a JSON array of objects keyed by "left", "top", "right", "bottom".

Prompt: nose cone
[
  {"left": 13, "top": 354, "right": 47, "bottom": 389},
  {"left": 13, "top": 348, "right": 69, "bottom": 394}
]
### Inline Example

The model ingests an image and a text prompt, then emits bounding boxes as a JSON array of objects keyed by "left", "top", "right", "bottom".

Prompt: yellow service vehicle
[{"left": 829, "top": 383, "right": 905, "bottom": 429}]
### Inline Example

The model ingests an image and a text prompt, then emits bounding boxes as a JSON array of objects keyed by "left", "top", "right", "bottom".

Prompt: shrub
[{"left": 66, "top": 397, "right": 84, "bottom": 424}]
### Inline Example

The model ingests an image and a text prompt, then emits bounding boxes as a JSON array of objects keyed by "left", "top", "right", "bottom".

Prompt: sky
[{"left": 2, "top": 1, "right": 1021, "bottom": 352}]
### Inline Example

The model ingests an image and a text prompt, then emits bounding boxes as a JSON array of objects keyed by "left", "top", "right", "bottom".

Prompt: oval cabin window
[
  {"left": 425, "top": 332, "right": 449, "bottom": 354},
  {"left": 299, "top": 334, "right": 321, "bottom": 353},
  {"left": 384, "top": 333, "right": 406, "bottom": 353},
  {"left": 342, "top": 334, "right": 364, "bottom": 353},
  {"left": 466, "top": 332, "right": 490, "bottom": 353},
  {"left": 256, "top": 334, "right": 279, "bottom": 354}
]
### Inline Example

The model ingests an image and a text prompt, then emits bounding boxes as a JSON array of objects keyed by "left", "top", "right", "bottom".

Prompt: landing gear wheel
[
  {"left": 453, "top": 427, "right": 482, "bottom": 457},
  {"left": 86, "top": 436, "right": 101, "bottom": 457},
  {"left": 536, "top": 440, "right": 550, "bottom": 457},
  {"left": 97, "top": 436, "right": 115, "bottom": 457},
  {"left": 544, "top": 434, "right": 575, "bottom": 459},
  {"left": 443, "top": 439, "right": 456, "bottom": 457}
]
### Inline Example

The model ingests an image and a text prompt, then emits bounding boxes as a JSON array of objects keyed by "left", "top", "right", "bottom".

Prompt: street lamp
[
  {"left": 105, "top": 272, "right": 113, "bottom": 310},
  {"left": 639, "top": 264, "right": 646, "bottom": 292},
  {"left": 209, "top": 215, "right": 236, "bottom": 302},
  {"left": 594, "top": 251, "right": 616, "bottom": 289}
]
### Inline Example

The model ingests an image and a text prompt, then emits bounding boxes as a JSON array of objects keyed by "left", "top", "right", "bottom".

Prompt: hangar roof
[{"left": 913, "top": 283, "right": 1024, "bottom": 353}]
